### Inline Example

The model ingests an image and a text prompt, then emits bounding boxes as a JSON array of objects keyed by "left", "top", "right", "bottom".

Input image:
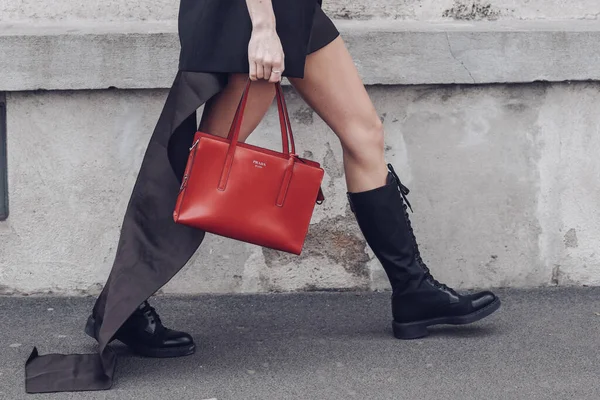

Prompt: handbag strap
[
  {"left": 219, "top": 81, "right": 297, "bottom": 191},
  {"left": 275, "top": 83, "right": 296, "bottom": 156},
  {"left": 226, "top": 81, "right": 294, "bottom": 155}
]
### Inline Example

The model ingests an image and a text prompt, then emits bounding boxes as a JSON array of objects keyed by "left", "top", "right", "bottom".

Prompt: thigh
[
  {"left": 199, "top": 73, "right": 276, "bottom": 142},
  {"left": 288, "top": 37, "right": 380, "bottom": 145}
]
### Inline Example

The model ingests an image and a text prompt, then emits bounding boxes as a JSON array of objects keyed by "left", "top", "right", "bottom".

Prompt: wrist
[{"left": 252, "top": 17, "right": 276, "bottom": 32}]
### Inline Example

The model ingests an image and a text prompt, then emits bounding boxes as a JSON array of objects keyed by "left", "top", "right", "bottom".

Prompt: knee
[{"left": 340, "top": 115, "right": 385, "bottom": 162}]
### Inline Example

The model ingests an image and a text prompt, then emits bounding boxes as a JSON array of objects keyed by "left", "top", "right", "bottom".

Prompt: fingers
[
  {"left": 257, "top": 63, "right": 266, "bottom": 80},
  {"left": 263, "top": 62, "right": 273, "bottom": 82},
  {"left": 249, "top": 54, "right": 285, "bottom": 82},
  {"left": 268, "top": 70, "right": 282, "bottom": 83},
  {"left": 268, "top": 58, "right": 285, "bottom": 83},
  {"left": 249, "top": 61, "right": 258, "bottom": 81}
]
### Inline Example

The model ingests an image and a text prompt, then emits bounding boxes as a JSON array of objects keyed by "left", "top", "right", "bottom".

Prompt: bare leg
[
  {"left": 200, "top": 73, "right": 276, "bottom": 141},
  {"left": 288, "top": 37, "right": 387, "bottom": 193},
  {"left": 291, "top": 37, "right": 501, "bottom": 339}
]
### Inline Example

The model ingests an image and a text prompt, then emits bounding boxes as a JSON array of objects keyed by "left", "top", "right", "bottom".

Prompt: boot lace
[
  {"left": 388, "top": 164, "right": 458, "bottom": 296},
  {"left": 140, "top": 301, "right": 162, "bottom": 326}
]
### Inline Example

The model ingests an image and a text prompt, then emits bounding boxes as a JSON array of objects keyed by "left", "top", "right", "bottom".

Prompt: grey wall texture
[
  {"left": 1, "top": 0, "right": 600, "bottom": 295},
  {"left": 2, "top": 83, "right": 600, "bottom": 295},
  {"left": 2, "top": 0, "right": 600, "bottom": 21}
]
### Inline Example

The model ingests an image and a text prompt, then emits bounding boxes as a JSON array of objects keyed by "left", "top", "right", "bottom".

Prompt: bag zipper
[{"left": 174, "top": 138, "right": 200, "bottom": 221}]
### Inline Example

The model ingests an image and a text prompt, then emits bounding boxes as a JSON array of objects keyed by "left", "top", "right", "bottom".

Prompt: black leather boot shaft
[
  {"left": 347, "top": 173, "right": 424, "bottom": 291},
  {"left": 348, "top": 164, "right": 500, "bottom": 338}
]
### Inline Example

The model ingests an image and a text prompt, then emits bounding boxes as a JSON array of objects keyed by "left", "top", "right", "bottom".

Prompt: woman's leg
[
  {"left": 290, "top": 37, "right": 500, "bottom": 339},
  {"left": 289, "top": 37, "right": 388, "bottom": 193}
]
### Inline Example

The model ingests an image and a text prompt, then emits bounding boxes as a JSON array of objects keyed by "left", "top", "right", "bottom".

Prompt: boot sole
[
  {"left": 392, "top": 297, "right": 501, "bottom": 340},
  {"left": 85, "top": 315, "right": 196, "bottom": 358}
]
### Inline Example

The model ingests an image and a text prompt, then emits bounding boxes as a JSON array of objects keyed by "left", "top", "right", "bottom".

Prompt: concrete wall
[
  {"left": 2, "top": 83, "right": 599, "bottom": 296},
  {"left": 1, "top": 0, "right": 600, "bottom": 295},
  {"left": 325, "top": 0, "right": 600, "bottom": 21},
  {"left": 2, "top": 0, "right": 600, "bottom": 21},
  {"left": 5, "top": 20, "right": 600, "bottom": 92}
]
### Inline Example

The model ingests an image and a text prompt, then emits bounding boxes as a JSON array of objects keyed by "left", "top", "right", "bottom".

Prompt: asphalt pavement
[{"left": 1, "top": 288, "right": 599, "bottom": 400}]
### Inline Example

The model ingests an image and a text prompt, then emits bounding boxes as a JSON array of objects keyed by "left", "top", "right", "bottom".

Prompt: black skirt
[
  {"left": 179, "top": 0, "right": 339, "bottom": 78},
  {"left": 25, "top": 1, "right": 339, "bottom": 394}
]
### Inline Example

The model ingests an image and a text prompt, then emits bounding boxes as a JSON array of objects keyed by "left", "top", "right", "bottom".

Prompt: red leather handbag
[{"left": 174, "top": 81, "right": 325, "bottom": 255}]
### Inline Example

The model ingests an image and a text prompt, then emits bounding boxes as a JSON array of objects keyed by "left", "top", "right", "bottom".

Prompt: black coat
[
  {"left": 179, "top": 0, "right": 321, "bottom": 78},
  {"left": 25, "top": 0, "right": 335, "bottom": 394}
]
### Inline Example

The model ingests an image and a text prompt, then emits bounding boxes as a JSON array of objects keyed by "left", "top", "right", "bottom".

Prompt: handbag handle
[
  {"left": 219, "top": 81, "right": 297, "bottom": 191},
  {"left": 226, "top": 80, "right": 295, "bottom": 155}
]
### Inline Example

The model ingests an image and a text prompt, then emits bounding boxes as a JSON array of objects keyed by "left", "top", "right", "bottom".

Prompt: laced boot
[
  {"left": 348, "top": 164, "right": 500, "bottom": 339},
  {"left": 85, "top": 301, "right": 195, "bottom": 357}
]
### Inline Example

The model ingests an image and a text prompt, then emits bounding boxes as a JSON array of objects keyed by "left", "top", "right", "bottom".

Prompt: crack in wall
[
  {"left": 551, "top": 265, "right": 561, "bottom": 286},
  {"left": 580, "top": 12, "right": 600, "bottom": 20},
  {"left": 446, "top": 33, "right": 476, "bottom": 84}
]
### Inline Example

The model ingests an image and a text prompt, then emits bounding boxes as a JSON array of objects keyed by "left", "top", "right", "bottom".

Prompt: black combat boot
[
  {"left": 348, "top": 164, "right": 500, "bottom": 339},
  {"left": 85, "top": 301, "right": 195, "bottom": 358}
]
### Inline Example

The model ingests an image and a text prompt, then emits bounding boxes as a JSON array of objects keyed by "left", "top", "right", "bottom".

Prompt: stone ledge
[{"left": 2, "top": 20, "right": 600, "bottom": 91}]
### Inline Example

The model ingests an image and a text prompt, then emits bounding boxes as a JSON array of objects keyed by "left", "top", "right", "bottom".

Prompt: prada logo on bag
[{"left": 253, "top": 160, "right": 267, "bottom": 169}]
